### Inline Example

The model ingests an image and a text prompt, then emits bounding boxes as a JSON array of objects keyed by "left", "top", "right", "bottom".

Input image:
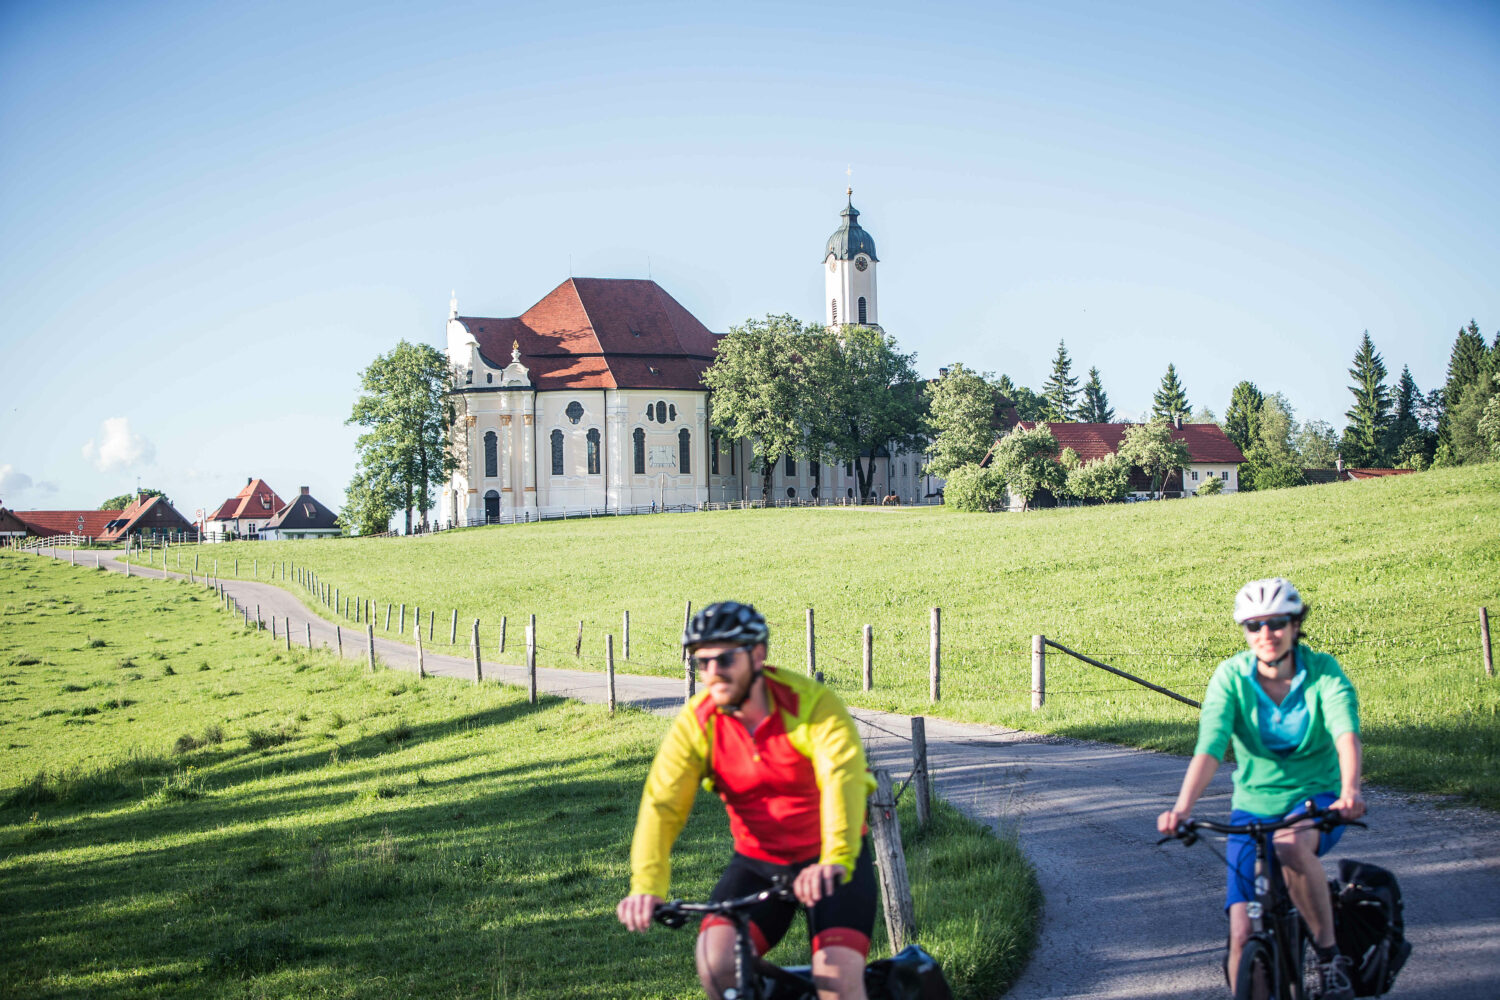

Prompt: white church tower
[{"left": 824, "top": 189, "right": 880, "bottom": 330}]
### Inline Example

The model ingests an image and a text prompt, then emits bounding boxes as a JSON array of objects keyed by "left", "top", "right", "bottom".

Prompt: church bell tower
[{"left": 824, "top": 189, "right": 879, "bottom": 330}]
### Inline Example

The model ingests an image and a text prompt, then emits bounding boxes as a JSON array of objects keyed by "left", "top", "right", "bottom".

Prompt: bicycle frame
[{"left": 654, "top": 884, "right": 818, "bottom": 1000}]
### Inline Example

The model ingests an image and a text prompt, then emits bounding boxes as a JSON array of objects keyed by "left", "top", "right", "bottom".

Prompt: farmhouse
[
  {"left": 0, "top": 508, "right": 29, "bottom": 542},
  {"left": 205, "top": 478, "right": 286, "bottom": 540},
  {"left": 12, "top": 508, "right": 120, "bottom": 540},
  {"left": 98, "top": 492, "right": 198, "bottom": 541},
  {"left": 258, "top": 487, "right": 341, "bottom": 540},
  {"left": 441, "top": 194, "right": 929, "bottom": 524},
  {"left": 1005, "top": 420, "right": 1245, "bottom": 502}
]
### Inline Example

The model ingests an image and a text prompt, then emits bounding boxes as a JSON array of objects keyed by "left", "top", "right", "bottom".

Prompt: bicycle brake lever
[{"left": 1155, "top": 835, "right": 1174, "bottom": 846}]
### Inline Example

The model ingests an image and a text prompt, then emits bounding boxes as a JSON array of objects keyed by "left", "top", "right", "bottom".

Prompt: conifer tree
[
  {"left": 1224, "top": 381, "right": 1264, "bottom": 454},
  {"left": 1384, "top": 365, "right": 1431, "bottom": 466},
  {"left": 1078, "top": 366, "right": 1115, "bottom": 422},
  {"left": 1151, "top": 364, "right": 1190, "bottom": 423},
  {"left": 1340, "top": 331, "right": 1391, "bottom": 467},
  {"left": 1040, "top": 340, "right": 1080, "bottom": 421},
  {"left": 1437, "top": 320, "right": 1489, "bottom": 453}
]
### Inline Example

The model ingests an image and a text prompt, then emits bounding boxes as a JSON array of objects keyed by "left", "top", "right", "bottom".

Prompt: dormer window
[{"left": 261, "top": 496, "right": 271, "bottom": 510}]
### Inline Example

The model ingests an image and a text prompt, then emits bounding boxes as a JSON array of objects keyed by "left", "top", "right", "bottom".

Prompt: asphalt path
[{"left": 37, "top": 548, "right": 1500, "bottom": 999}]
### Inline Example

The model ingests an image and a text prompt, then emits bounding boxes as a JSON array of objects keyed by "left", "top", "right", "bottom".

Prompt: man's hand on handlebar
[
  {"left": 617, "top": 893, "right": 663, "bottom": 933},
  {"left": 791, "top": 863, "right": 847, "bottom": 907}
]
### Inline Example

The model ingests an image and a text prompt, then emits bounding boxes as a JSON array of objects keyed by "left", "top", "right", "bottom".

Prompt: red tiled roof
[
  {"left": 1015, "top": 422, "right": 1246, "bottom": 464},
  {"left": 460, "top": 278, "right": 718, "bottom": 392},
  {"left": 98, "top": 494, "right": 196, "bottom": 541},
  {"left": 1305, "top": 467, "right": 1416, "bottom": 483},
  {"left": 207, "top": 478, "right": 286, "bottom": 522},
  {"left": 1345, "top": 467, "right": 1416, "bottom": 479},
  {"left": 15, "top": 509, "right": 120, "bottom": 537}
]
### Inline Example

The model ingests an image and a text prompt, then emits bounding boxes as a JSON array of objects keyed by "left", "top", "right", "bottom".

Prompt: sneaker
[{"left": 1315, "top": 954, "right": 1355, "bottom": 1000}]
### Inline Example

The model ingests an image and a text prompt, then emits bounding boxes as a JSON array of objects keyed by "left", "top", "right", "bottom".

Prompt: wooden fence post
[
  {"left": 415, "top": 624, "right": 426, "bottom": 678},
  {"left": 1482, "top": 607, "right": 1493, "bottom": 677},
  {"left": 335, "top": 587, "right": 340, "bottom": 614},
  {"left": 470, "top": 619, "right": 482, "bottom": 683},
  {"left": 256, "top": 605, "right": 262, "bottom": 630},
  {"left": 683, "top": 600, "right": 694, "bottom": 701},
  {"left": 355, "top": 598, "right": 360, "bottom": 624},
  {"left": 366, "top": 624, "right": 376, "bottom": 672},
  {"left": 1031, "top": 634, "right": 1046, "bottom": 710},
  {"left": 306, "top": 622, "right": 312, "bottom": 649},
  {"left": 929, "top": 607, "right": 941, "bottom": 702},
  {"left": 606, "top": 633, "right": 616, "bottom": 714},
  {"left": 868, "top": 768, "right": 916, "bottom": 952},
  {"left": 863, "top": 624, "right": 873, "bottom": 691},
  {"left": 450, "top": 609, "right": 458, "bottom": 645},
  {"left": 527, "top": 615, "right": 538, "bottom": 704},
  {"left": 428, "top": 609, "right": 435, "bottom": 641},
  {"left": 911, "top": 716, "right": 931, "bottom": 829},
  {"left": 575, "top": 620, "right": 584, "bottom": 657},
  {"left": 400, "top": 603, "right": 406, "bottom": 635},
  {"left": 336, "top": 626, "right": 342, "bottom": 657},
  {"left": 385, "top": 604, "right": 392, "bottom": 631},
  {"left": 284, "top": 620, "right": 290, "bottom": 652},
  {"left": 623, "top": 610, "right": 631, "bottom": 660},
  {"left": 271, "top": 617, "right": 277, "bottom": 639},
  {"left": 499, "top": 615, "right": 507, "bottom": 654},
  {"left": 806, "top": 607, "right": 816, "bottom": 676},
  {"left": 235, "top": 558, "right": 238, "bottom": 576}
]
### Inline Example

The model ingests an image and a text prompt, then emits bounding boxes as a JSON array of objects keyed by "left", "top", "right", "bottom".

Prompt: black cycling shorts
[{"left": 699, "top": 842, "right": 877, "bottom": 958}]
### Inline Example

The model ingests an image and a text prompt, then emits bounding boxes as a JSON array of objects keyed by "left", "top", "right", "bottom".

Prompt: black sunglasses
[
  {"left": 690, "top": 648, "right": 749, "bottom": 673},
  {"left": 1243, "top": 616, "right": 1295, "bottom": 633}
]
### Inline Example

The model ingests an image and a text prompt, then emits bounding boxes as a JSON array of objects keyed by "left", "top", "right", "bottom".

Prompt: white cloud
[
  {"left": 82, "top": 417, "right": 156, "bottom": 473},
  {"left": 0, "top": 464, "right": 33, "bottom": 493}
]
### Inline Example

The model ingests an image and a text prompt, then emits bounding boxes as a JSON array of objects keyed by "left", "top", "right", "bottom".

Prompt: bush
[
  {"left": 943, "top": 463, "right": 1008, "bottom": 512},
  {"left": 1196, "top": 476, "right": 1225, "bottom": 496}
]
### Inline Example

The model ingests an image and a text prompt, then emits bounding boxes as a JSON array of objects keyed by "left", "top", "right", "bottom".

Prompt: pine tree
[
  {"left": 1040, "top": 340, "right": 1080, "bottom": 421},
  {"left": 1340, "top": 331, "right": 1391, "bottom": 467},
  {"left": 1224, "top": 381, "right": 1264, "bottom": 454},
  {"left": 1151, "top": 364, "right": 1189, "bottom": 423},
  {"left": 1437, "top": 320, "right": 1489, "bottom": 452},
  {"left": 1078, "top": 366, "right": 1115, "bottom": 422}
]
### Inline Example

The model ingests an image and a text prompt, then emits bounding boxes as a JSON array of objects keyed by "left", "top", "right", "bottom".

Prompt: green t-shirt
[{"left": 1194, "top": 644, "right": 1360, "bottom": 815}]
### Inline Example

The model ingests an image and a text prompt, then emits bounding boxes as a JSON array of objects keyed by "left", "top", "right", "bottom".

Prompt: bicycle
[
  {"left": 1159, "top": 802, "right": 1365, "bottom": 1000},
  {"left": 653, "top": 881, "right": 952, "bottom": 1000}
]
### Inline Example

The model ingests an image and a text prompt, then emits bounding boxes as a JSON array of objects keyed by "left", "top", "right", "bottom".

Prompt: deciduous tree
[
  {"left": 347, "top": 340, "right": 457, "bottom": 534},
  {"left": 995, "top": 375, "right": 1048, "bottom": 421},
  {"left": 100, "top": 488, "right": 162, "bottom": 510},
  {"left": 924, "top": 363, "right": 1002, "bottom": 477},
  {"left": 1339, "top": 331, "right": 1391, "bottom": 467},
  {"left": 1120, "top": 420, "right": 1191, "bottom": 498},
  {"left": 1242, "top": 394, "right": 1304, "bottom": 489},
  {"left": 989, "top": 423, "right": 1063, "bottom": 511},
  {"left": 703, "top": 315, "right": 811, "bottom": 499},
  {"left": 1151, "top": 364, "right": 1190, "bottom": 424},
  {"left": 814, "top": 326, "right": 927, "bottom": 498},
  {"left": 1294, "top": 420, "right": 1340, "bottom": 469},
  {"left": 942, "top": 463, "right": 1007, "bottom": 512},
  {"left": 1065, "top": 452, "right": 1131, "bottom": 502}
]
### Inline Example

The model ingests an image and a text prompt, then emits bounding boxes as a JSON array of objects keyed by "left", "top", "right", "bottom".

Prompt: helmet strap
[{"left": 722, "top": 666, "right": 765, "bottom": 714}]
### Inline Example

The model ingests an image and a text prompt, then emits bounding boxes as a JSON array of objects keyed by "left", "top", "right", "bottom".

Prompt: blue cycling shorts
[{"left": 1225, "top": 791, "right": 1343, "bottom": 909}]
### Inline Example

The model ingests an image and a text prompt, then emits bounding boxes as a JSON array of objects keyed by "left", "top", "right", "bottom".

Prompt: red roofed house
[
  {"left": 205, "top": 478, "right": 286, "bottom": 540},
  {"left": 441, "top": 194, "right": 930, "bottom": 523},
  {"left": 13, "top": 508, "right": 120, "bottom": 540},
  {"left": 1007, "top": 421, "right": 1246, "bottom": 503},
  {"left": 97, "top": 492, "right": 198, "bottom": 542},
  {"left": 1303, "top": 462, "right": 1417, "bottom": 484},
  {"left": 0, "top": 507, "right": 31, "bottom": 543}
]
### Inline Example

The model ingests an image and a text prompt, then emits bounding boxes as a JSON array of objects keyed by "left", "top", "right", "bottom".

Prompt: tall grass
[{"left": 190, "top": 465, "right": 1500, "bottom": 806}]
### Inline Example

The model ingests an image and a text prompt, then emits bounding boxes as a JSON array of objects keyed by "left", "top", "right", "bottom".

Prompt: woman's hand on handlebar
[
  {"left": 1157, "top": 809, "right": 1190, "bottom": 837},
  {"left": 617, "top": 893, "right": 663, "bottom": 933},
  {"left": 1330, "top": 789, "right": 1365, "bottom": 822}
]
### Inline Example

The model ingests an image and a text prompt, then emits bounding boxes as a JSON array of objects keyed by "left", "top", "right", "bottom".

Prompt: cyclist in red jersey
[{"left": 617, "top": 601, "right": 877, "bottom": 1000}]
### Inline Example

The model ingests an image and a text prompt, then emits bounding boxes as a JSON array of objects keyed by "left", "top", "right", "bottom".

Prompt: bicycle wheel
[{"left": 1234, "top": 938, "right": 1277, "bottom": 1000}]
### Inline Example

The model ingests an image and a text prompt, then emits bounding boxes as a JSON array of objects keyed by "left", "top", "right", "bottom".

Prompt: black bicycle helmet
[{"left": 682, "top": 601, "right": 770, "bottom": 649}]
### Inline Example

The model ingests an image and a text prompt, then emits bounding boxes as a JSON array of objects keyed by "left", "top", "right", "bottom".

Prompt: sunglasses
[
  {"left": 690, "top": 648, "right": 748, "bottom": 674},
  {"left": 1243, "top": 616, "right": 1295, "bottom": 633}
]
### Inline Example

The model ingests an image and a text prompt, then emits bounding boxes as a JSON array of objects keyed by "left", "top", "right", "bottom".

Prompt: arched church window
[
  {"left": 845, "top": 461, "right": 853, "bottom": 476},
  {"left": 831, "top": 299, "right": 838, "bottom": 325},
  {"left": 669, "top": 403, "right": 677, "bottom": 421},
  {"left": 587, "top": 429, "right": 601, "bottom": 475},
  {"left": 484, "top": 431, "right": 497, "bottom": 478},
  {"left": 551, "top": 430, "right": 564, "bottom": 476},
  {"left": 486, "top": 373, "right": 493, "bottom": 384},
  {"left": 785, "top": 455, "right": 796, "bottom": 477},
  {"left": 656, "top": 400, "right": 668, "bottom": 424},
  {"left": 678, "top": 428, "right": 691, "bottom": 474},
  {"left": 633, "top": 428, "right": 646, "bottom": 474},
  {"left": 847, "top": 487, "right": 854, "bottom": 498},
  {"left": 811, "top": 460, "right": 820, "bottom": 480},
  {"left": 646, "top": 403, "right": 655, "bottom": 422},
  {"left": 565, "top": 401, "right": 584, "bottom": 425},
  {"left": 787, "top": 487, "right": 796, "bottom": 498},
  {"left": 711, "top": 434, "right": 720, "bottom": 475},
  {"left": 729, "top": 441, "right": 736, "bottom": 475},
  {"left": 858, "top": 297, "right": 867, "bottom": 324}
]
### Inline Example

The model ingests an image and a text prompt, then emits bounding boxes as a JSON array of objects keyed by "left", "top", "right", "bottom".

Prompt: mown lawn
[
  {"left": 166, "top": 464, "right": 1500, "bottom": 807},
  {"left": 0, "top": 554, "right": 1036, "bottom": 998}
]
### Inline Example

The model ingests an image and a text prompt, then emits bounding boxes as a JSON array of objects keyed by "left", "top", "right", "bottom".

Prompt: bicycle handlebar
[
  {"left": 653, "top": 884, "right": 797, "bottom": 929},
  {"left": 1157, "top": 801, "right": 1367, "bottom": 847}
]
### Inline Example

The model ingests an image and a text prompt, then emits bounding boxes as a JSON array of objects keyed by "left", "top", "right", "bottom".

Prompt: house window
[
  {"left": 261, "top": 496, "right": 271, "bottom": 510},
  {"left": 551, "top": 429, "right": 564, "bottom": 476},
  {"left": 785, "top": 455, "right": 796, "bottom": 477},
  {"left": 831, "top": 299, "right": 838, "bottom": 325},
  {"left": 633, "top": 428, "right": 645, "bottom": 474},
  {"left": 1190, "top": 470, "right": 1199, "bottom": 482},
  {"left": 656, "top": 400, "right": 668, "bottom": 424},
  {"left": 486, "top": 373, "right": 493, "bottom": 384},
  {"left": 484, "top": 431, "right": 498, "bottom": 478},
  {"left": 1225, "top": 470, "right": 1232, "bottom": 483},
  {"left": 679, "top": 428, "right": 691, "bottom": 474},
  {"left": 858, "top": 297, "right": 867, "bottom": 324},
  {"left": 711, "top": 434, "right": 720, "bottom": 475},
  {"left": 587, "top": 429, "right": 601, "bottom": 475},
  {"left": 844, "top": 461, "right": 853, "bottom": 476},
  {"left": 566, "top": 401, "right": 584, "bottom": 424},
  {"left": 729, "top": 441, "right": 736, "bottom": 475}
]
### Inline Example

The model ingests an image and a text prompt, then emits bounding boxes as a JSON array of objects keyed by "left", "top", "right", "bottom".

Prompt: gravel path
[{"left": 41, "top": 549, "right": 1500, "bottom": 999}]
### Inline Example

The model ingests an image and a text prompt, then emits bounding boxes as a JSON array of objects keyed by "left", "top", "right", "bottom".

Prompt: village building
[
  {"left": 98, "top": 492, "right": 198, "bottom": 541},
  {"left": 0, "top": 507, "right": 30, "bottom": 543},
  {"left": 999, "top": 420, "right": 1246, "bottom": 505},
  {"left": 441, "top": 193, "right": 929, "bottom": 525},
  {"left": 12, "top": 508, "right": 120, "bottom": 540},
  {"left": 258, "top": 487, "right": 341, "bottom": 540},
  {"left": 204, "top": 478, "right": 286, "bottom": 540}
]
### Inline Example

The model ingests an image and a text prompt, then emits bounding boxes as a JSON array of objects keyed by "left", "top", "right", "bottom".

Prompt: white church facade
[{"left": 439, "top": 194, "right": 934, "bottom": 526}]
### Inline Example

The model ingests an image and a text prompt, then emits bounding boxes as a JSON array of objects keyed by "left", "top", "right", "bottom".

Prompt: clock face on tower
[{"left": 855, "top": 256, "right": 869, "bottom": 272}]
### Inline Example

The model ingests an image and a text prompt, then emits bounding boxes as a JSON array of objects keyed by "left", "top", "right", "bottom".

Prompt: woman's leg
[
  {"left": 1273, "top": 823, "right": 1335, "bottom": 948},
  {"left": 1227, "top": 903, "right": 1252, "bottom": 995}
]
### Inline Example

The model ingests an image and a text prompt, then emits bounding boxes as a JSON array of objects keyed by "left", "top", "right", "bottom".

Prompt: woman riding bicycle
[{"left": 1157, "top": 578, "right": 1365, "bottom": 999}]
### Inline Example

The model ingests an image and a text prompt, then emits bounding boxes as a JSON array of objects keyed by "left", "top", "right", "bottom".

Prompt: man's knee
[{"left": 695, "top": 926, "right": 738, "bottom": 991}]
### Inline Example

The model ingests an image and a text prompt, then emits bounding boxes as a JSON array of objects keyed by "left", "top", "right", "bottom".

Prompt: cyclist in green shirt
[{"left": 1157, "top": 578, "right": 1365, "bottom": 999}]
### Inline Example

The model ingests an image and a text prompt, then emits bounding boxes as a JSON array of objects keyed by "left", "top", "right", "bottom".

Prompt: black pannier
[{"left": 1329, "top": 859, "right": 1412, "bottom": 997}]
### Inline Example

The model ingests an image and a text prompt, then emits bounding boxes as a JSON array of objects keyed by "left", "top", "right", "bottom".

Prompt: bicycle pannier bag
[
  {"left": 1329, "top": 859, "right": 1411, "bottom": 997},
  {"left": 863, "top": 944, "right": 954, "bottom": 1000}
]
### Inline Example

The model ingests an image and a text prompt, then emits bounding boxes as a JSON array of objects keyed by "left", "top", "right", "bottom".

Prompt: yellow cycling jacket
[{"left": 628, "top": 666, "right": 875, "bottom": 899}]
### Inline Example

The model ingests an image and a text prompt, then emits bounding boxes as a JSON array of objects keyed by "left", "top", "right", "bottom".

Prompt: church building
[{"left": 440, "top": 193, "right": 930, "bottom": 525}]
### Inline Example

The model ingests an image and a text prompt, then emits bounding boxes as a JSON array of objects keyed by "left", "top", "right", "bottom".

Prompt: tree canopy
[
  {"left": 989, "top": 423, "right": 1062, "bottom": 511},
  {"left": 1340, "top": 330, "right": 1391, "bottom": 467},
  {"left": 1151, "top": 364, "right": 1190, "bottom": 423},
  {"left": 1079, "top": 366, "right": 1115, "bottom": 422},
  {"left": 1041, "top": 340, "right": 1080, "bottom": 421},
  {"left": 813, "top": 326, "right": 927, "bottom": 498},
  {"left": 924, "top": 363, "right": 1001, "bottom": 477},
  {"left": 1119, "top": 420, "right": 1190, "bottom": 498},
  {"left": 100, "top": 489, "right": 161, "bottom": 511},
  {"left": 1224, "top": 381, "right": 1264, "bottom": 454},
  {"left": 703, "top": 314, "right": 814, "bottom": 497},
  {"left": 995, "top": 375, "right": 1047, "bottom": 422},
  {"left": 346, "top": 340, "right": 456, "bottom": 534}
]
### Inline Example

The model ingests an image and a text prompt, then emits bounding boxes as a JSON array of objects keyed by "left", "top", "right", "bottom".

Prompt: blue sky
[{"left": 2, "top": 0, "right": 1496, "bottom": 514}]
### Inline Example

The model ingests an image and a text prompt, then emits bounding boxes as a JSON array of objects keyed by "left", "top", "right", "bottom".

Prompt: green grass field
[
  {"left": 0, "top": 554, "right": 1037, "bottom": 999},
  {"left": 163, "top": 464, "right": 1500, "bottom": 807}
]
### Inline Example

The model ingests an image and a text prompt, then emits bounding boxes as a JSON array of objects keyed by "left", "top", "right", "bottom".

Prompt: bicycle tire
[{"left": 1234, "top": 937, "right": 1277, "bottom": 1000}]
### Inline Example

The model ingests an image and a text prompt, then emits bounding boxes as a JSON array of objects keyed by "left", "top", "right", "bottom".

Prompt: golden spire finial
[{"left": 846, "top": 164, "right": 852, "bottom": 199}]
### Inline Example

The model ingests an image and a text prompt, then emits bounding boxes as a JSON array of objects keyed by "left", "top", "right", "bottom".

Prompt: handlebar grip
[{"left": 653, "top": 905, "right": 688, "bottom": 929}]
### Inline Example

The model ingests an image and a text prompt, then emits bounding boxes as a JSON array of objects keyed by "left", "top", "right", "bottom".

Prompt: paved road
[{"left": 41, "top": 549, "right": 1500, "bottom": 999}]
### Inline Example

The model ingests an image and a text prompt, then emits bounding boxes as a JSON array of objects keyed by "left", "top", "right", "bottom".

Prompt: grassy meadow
[
  {"left": 0, "top": 553, "right": 1036, "bottom": 998},
  {"left": 168, "top": 464, "right": 1500, "bottom": 806}
]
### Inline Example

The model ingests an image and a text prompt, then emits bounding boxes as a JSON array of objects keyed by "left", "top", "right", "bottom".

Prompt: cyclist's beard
[{"left": 716, "top": 669, "right": 762, "bottom": 713}]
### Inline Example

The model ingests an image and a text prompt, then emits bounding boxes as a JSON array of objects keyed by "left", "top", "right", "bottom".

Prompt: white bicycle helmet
[{"left": 1233, "top": 577, "right": 1305, "bottom": 624}]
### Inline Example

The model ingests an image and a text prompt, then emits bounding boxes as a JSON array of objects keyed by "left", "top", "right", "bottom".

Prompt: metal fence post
[{"left": 623, "top": 609, "right": 630, "bottom": 660}]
